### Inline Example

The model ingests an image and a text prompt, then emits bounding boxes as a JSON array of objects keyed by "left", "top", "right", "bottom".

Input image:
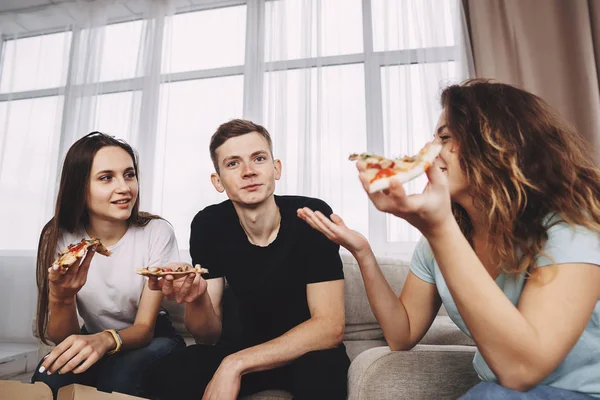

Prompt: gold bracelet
[{"left": 104, "top": 329, "right": 123, "bottom": 355}]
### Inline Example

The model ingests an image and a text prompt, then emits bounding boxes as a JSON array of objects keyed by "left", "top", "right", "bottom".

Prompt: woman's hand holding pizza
[
  {"left": 48, "top": 248, "right": 96, "bottom": 301},
  {"left": 147, "top": 262, "right": 208, "bottom": 304},
  {"left": 356, "top": 159, "right": 455, "bottom": 238},
  {"left": 38, "top": 331, "right": 115, "bottom": 375},
  {"left": 297, "top": 208, "right": 371, "bottom": 257}
]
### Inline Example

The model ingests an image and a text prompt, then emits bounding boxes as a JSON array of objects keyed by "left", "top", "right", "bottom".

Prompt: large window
[{"left": 0, "top": 0, "right": 467, "bottom": 257}]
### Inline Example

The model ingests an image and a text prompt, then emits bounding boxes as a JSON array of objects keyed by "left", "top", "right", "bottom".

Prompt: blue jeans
[
  {"left": 31, "top": 311, "right": 185, "bottom": 399},
  {"left": 461, "top": 382, "right": 597, "bottom": 399}
]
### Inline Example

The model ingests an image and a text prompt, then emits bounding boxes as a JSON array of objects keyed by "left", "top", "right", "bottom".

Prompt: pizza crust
[{"left": 136, "top": 264, "right": 209, "bottom": 277}]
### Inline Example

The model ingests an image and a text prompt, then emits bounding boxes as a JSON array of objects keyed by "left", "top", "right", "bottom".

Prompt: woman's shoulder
[
  {"left": 538, "top": 213, "right": 600, "bottom": 267},
  {"left": 409, "top": 236, "right": 437, "bottom": 283}
]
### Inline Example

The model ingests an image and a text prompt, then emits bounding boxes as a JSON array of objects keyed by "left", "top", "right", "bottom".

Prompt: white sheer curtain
[
  {"left": 262, "top": 0, "right": 473, "bottom": 257},
  {"left": 0, "top": 0, "right": 472, "bottom": 342}
]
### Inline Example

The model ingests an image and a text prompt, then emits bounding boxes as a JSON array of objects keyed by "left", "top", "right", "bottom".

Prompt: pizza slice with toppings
[
  {"left": 53, "top": 238, "right": 111, "bottom": 271},
  {"left": 349, "top": 142, "right": 442, "bottom": 193},
  {"left": 135, "top": 264, "right": 209, "bottom": 278}
]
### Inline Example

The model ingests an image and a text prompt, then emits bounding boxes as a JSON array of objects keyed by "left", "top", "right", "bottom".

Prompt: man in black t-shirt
[{"left": 145, "top": 119, "right": 349, "bottom": 400}]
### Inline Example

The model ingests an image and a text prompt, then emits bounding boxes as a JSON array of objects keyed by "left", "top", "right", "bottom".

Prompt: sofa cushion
[
  {"left": 342, "top": 255, "right": 409, "bottom": 327},
  {"left": 344, "top": 324, "right": 383, "bottom": 341},
  {"left": 344, "top": 339, "right": 387, "bottom": 361},
  {"left": 420, "top": 316, "right": 474, "bottom": 346},
  {"left": 348, "top": 345, "right": 479, "bottom": 400}
]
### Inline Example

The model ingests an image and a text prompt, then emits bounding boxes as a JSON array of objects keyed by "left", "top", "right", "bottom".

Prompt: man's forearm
[
  {"left": 47, "top": 295, "right": 80, "bottom": 344},
  {"left": 225, "top": 316, "right": 344, "bottom": 376},
  {"left": 184, "top": 292, "right": 222, "bottom": 344}
]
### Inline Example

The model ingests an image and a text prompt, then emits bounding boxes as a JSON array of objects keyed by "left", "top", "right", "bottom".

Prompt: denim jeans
[
  {"left": 461, "top": 382, "right": 597, "bottom": 400},
  {"left": 31, "top": 310, "right": 185, "bottom": 400}
]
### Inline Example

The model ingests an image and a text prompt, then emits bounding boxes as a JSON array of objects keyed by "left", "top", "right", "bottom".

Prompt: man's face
[{"left": 211, "top": 132, "right": 281, "bottom": 207}]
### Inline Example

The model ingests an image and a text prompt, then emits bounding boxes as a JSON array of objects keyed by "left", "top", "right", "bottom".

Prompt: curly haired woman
[{"left": 299, "top": 80, "right": 600, "bottom": 399}]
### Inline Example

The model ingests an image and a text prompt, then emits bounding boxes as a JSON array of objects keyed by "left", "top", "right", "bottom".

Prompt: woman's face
[
  {"left": 434, "top": 112, "right": 469, "bottom": 202},
  {"left": 86, "top": 146, "right": 138, "bottom": 224}
]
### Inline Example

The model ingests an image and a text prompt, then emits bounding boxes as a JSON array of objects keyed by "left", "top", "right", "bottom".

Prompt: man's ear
[
  {"left": 274, "top": 159, "right": 282, "bottom": 181},
  {"left": 211, "top": 173, "right": 225, "bottom": 193}
]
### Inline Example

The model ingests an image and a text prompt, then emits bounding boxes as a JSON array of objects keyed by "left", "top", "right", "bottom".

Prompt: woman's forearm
[
  {"left": 352, "top": 248, "right": 414, "bottom": 349},
  {"left": 426, "top": 219, "right": 542, "bottom": 386},
  {"left": 47, "top": 294, "right": 80, "bottom": 344}
]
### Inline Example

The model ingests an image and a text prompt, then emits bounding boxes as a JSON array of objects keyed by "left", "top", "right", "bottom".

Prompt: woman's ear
[{"left": 211, "top": 173, "right": 225, "bottom": 193}]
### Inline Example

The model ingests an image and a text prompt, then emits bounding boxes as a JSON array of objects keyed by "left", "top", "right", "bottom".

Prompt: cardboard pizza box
[
  {"left": 0, "top": 380, "right": 52, "bottom": 399},
  {"left": 58, "top": 384, "right": 148, "bottom": 399},
  {"left": 0, "top": 381, "right": 148, "bottom": 399}
]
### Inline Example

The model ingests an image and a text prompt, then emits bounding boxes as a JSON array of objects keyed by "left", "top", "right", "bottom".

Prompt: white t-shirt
[{"left": 56, "top": 218, "right": 180, "bottom": 334}]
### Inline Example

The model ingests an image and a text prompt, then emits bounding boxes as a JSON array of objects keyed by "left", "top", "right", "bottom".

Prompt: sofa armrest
[{"left": 348, "top": 345, "right": 480, "bottom": 400}]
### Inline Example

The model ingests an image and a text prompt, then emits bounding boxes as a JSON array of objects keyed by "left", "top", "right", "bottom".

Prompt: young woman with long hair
[
  {"left": 298, "top": 80, "right": 600, "bottom": 399},
  {"left": 31, "top": 132, "right": 185, "bottom": 398}
]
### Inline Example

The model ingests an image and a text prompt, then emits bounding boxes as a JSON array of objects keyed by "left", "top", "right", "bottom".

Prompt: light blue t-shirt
[{"left": 410, "top": 216, "right": 600, "bottom": 397}]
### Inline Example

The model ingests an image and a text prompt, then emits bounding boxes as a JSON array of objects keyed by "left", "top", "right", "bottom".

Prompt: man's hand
[
  {"left": 203, "top": 357, "right": 243, "bottom": 400},
  {"left": 147, "top": 262, "right": 208, "bottom": 303},
  {"left": 39, "top": 332, "right": 114, "bottom": 375}
]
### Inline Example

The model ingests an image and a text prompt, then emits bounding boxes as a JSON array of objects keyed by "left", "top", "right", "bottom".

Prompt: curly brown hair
[{"left": 441, "top": 79, "right": 600, "bottom": 274}]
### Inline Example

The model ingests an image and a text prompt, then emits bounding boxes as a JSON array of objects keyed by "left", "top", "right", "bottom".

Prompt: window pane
[
  {"left": 265, "top": 0, "right": 363, "bottom": 62},
  {"left": 0, "top": 32, "right": 71, "bottom": 93},
  {"left": 381, "top": 61, "right": 457, "bottom": 242},
  {"left": 94, "top": 91, "right": 141, "bottom": 142},
  {"left": 264, "top": 64, "right": 368, "bottom": 238},
  {"left": 163, "top": 6, "right": 246, "bottom": 73},
  {"left": 372, "top": 0, "right": 454, "bottom": 51},
  {"left": 155, "top": 76, "right": 244, "bottom": 249},
  {"left": 0, "top": 97, "right": 63, "bottom": 250},
  {"left": 98, "top": 21, "right": 144, "bottom": 82}
]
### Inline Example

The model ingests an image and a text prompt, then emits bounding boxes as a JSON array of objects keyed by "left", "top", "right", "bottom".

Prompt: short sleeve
[
  {"left": 536, "top": 221, "right": 600, "bottom": 267},
  {"left": 147, "top": 219, "right": 180, "bottom": 267},
  {"left": 190, "top": 209, "right": 223, "bottom": 279},
  {"left": 409, "top": 237, "right": 436, "bottom": 284},
  {"left": 303, "top": 199, "right": 344, "bottom": 284}
]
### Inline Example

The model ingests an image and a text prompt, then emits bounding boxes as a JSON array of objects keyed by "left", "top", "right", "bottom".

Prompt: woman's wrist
[
  {"left": 49, "top": 292, "right": 76, "bottom": 305},
  {"left": 101, "top": 330, "right": 118, "bottom": 353},
  {"left": 423, "top": 216, "right": 459, "bottom": 241}
]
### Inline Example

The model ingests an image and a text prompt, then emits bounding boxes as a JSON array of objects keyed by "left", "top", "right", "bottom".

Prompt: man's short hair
[{"left": 209, "top": 119, "right": 274, "bottom": 173}]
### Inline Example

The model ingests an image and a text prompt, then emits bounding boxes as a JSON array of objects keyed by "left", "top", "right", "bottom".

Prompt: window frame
[{"left": 0, "top": 0, "right": 460, "bottom": 257}]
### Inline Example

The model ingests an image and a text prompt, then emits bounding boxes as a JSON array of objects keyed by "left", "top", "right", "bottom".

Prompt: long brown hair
[
  {"left": 441, "top": 79, "right": 600, "bottom": 274},
  {"left": 36, "top": 132, "right": 159, "bottom": 343}
]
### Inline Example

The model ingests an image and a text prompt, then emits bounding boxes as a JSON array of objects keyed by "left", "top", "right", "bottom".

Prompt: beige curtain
[{"left": 464, "top": 0, "right": 600, "bottom": 156}]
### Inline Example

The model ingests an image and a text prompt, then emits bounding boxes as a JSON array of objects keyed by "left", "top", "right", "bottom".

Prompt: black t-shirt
[{"left": 189, "top": 195, "right": 344, "bottom": 347}]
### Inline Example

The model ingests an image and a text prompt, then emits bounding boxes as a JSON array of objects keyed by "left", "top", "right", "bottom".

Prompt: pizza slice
[
  {"left": 349, "top": 142, "right": 442, "bottom": 193},
  {"left": 53, "top": 238, "right": 111, "bottom": 271},
  {"left": 135, "top": 264, "right": 210, "bottom": 278}
]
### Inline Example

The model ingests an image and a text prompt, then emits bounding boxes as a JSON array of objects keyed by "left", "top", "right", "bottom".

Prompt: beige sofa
[{"left": 166, "top": 254, "right": 481, "bottom": 400}]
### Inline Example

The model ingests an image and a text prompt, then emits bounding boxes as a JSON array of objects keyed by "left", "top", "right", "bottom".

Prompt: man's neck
[{"left": 233, "top": 196, "right": 281, "bottom": 247}]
